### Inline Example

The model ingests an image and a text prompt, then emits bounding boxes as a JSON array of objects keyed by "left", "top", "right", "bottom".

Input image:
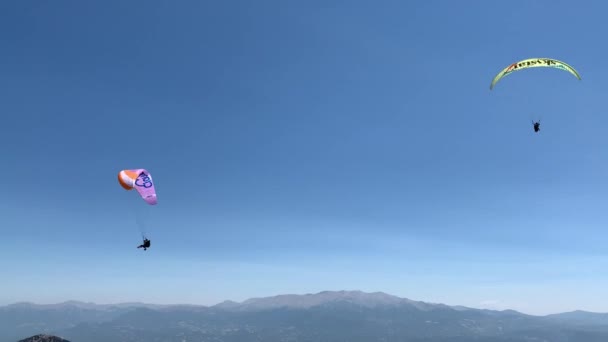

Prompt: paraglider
[
  {"left": 137, "top": 237, "right": 151, "bottom": 251},
  {"left": 489, "top": 58, "right": 581, "bottom": 133},
  {"left": 490, "top": 58, "right": 581, "bottom": 90},
  {"left": 118, "top": 169, "right": 157, "bottom": 251}
]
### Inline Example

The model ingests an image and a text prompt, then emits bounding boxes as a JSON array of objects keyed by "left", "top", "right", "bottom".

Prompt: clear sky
[{"left": 1, "top": 0, "right": 608, "bottom": 316}]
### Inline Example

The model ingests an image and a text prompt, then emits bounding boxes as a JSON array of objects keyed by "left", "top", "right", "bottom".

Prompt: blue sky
[{"left": 1, "top": 0, "right": 608, "bottom": 315}]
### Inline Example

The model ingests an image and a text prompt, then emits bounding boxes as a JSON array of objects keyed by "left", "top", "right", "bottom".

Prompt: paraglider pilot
[
  {"left": 137, "top": 238, "right": 151, "bottom": 251},
  {"left": 533, "top": 121, "right": 540, "bottom": 133}
]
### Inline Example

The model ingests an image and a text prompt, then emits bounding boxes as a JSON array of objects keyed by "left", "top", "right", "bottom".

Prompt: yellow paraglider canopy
[{"left": 490, "top": 58, "right": 581, "bottom": 90}]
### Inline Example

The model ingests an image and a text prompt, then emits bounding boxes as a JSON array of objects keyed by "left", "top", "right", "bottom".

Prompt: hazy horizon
[
  {"left": 2, "top": 288, "right": 606, "bottom": 317},
  {"left": 2, "top": 0, "right": 608, "bottom": 318}
]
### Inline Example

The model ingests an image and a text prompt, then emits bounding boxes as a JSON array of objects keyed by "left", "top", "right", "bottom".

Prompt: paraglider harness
[
  {"left": 138, "top": 237, "right": 151, "bottom": 251},
  {"left": 533, "top": 121, "right": 540, "bottom": 133}
]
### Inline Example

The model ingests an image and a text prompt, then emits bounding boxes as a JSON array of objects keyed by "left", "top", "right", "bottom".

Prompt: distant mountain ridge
[
  {"left": 220, "top": 290, "right": 449, "bottom": 311},
  {"left": 5, "top": 290, "right": 475, "bottom": 312},
  {"left": 6, "top": 300, "right": 165, "bottom": 311},
  {"left": 5, "top": 290, "right": 608, "bottom": 342}
]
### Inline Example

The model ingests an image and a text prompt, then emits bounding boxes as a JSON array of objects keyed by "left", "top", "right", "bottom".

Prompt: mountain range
[{"left": 4, "top": 290, "right": 608, "bottom": 342}]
